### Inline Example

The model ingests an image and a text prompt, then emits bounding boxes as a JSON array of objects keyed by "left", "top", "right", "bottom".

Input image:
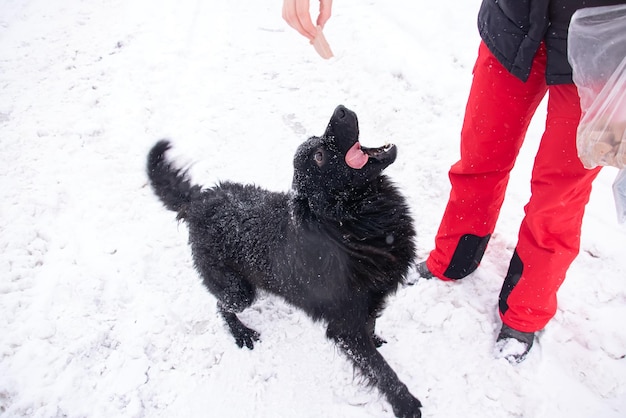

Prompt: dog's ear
[{"left": 292, "top": 136, "right": 326, "bottom": 191}]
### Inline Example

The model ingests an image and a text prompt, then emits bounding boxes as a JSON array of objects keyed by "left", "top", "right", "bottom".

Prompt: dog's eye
[{"left": 313, "top": 151, "right": 324, "bottom": 166}]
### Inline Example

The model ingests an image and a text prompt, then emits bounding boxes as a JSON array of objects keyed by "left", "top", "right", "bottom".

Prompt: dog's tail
[{"left": 147, "top": 140, "right": 202, "bottom": 215}]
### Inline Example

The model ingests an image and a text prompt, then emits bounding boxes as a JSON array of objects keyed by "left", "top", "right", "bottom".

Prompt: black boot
[
  {"left": 494, "top": 323, "right": 534, "bottom": 364},
  {"left": 416, "top": 261, "right": 434, "bottom": 279}
]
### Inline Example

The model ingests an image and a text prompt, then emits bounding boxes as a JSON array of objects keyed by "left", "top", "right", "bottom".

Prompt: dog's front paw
[
  {"left": 221, "top": 310, "right": 261, "bottom": 349},
  {"left": 233, "top": 325, "right": 261, "bottom": 350},
  {"left": 391, "top": 394, "right": 422, "bottom": 418}
]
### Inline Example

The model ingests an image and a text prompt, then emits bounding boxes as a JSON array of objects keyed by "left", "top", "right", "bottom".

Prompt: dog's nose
[{"left": 334, "top": 105, "right": 347, "bottom": 120}]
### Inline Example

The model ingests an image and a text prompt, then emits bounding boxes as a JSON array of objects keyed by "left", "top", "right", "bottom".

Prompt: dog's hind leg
[{"left": 326, "top": 323, "right": 422, "bottom": 418}]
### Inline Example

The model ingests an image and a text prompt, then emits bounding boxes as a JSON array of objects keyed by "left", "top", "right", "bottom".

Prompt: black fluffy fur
[{"left": 147, "top": 105, "right": 421, "bottom": 418}]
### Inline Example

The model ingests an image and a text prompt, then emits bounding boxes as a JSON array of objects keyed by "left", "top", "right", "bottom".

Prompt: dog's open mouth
[{"left": 345, "top": 142, "right": 395, "bottom": 169}]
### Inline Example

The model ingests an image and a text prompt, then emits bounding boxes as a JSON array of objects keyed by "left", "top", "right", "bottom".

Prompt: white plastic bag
[
  {"left": 568, "top": 4, "right": 626, "bottom": 169},
  {"left": 614, "top": 168, "right": 626, "bottom": 224},
  {"left": 569, "top": 5, "right": 626, "bottom": 223}
]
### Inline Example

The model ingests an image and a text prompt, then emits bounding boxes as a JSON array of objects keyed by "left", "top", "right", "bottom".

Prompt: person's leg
[
  {"left": 498, "top": 83, "right": 602, "bottom": 333},
  {"left": 425, "top": 42, "right": 548, "bottom": 280}
]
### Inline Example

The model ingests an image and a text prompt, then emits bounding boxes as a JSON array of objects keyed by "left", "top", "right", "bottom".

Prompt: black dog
[{"left": 147, "top": 105, "right": 422, "bottom": 417}]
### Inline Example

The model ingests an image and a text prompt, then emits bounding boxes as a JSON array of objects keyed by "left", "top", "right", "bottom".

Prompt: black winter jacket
[{"left": 478, "top": 0, "right": 626, "bottom": 84}]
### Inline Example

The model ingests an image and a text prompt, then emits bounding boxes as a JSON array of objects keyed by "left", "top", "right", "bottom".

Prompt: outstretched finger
[
  {"left": 282, "top": 0, "right": 317, "bottom": 40},
  {"left": 316, "top": 0, "right": 333, "bottom": 28}
]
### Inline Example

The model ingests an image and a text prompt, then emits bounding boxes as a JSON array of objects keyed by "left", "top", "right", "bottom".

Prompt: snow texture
[{"left": 1, "top": 0, "right": 625, "bottom": 417}]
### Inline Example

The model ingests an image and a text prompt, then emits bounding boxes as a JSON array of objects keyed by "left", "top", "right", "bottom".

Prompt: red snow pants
[{"left": 424, "top": 42, "right": 602, "bottom": 333}]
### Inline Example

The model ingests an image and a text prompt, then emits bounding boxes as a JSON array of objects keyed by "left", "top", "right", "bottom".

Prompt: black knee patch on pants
[
  {"left": 443, "top": 233, "right": 490, "bottom": 279},
  {"left": 499, "top": 250, "right": 523, "bottom": 315}
]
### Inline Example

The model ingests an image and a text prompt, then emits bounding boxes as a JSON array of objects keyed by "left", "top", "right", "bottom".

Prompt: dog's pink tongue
[{"left": 345, "top": 142, "right": 369, "bottom": 169}]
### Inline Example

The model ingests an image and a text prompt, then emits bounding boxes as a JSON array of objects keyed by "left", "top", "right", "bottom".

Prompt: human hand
[
  {"left": 282, "top": 0, "right": 334, "bottom": 59},
  {"left": 282, "top": 0, "right": 332, "bottom": 40}
]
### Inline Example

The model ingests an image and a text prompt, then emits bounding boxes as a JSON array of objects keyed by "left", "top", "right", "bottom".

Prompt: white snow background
[{"left": 1, "top": 0, "right": 626, "bottom": 417}]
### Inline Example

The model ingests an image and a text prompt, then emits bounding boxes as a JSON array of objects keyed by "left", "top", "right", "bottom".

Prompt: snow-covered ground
[{"left": 1, "top": 1, "right": 625, "bottom": 417}]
